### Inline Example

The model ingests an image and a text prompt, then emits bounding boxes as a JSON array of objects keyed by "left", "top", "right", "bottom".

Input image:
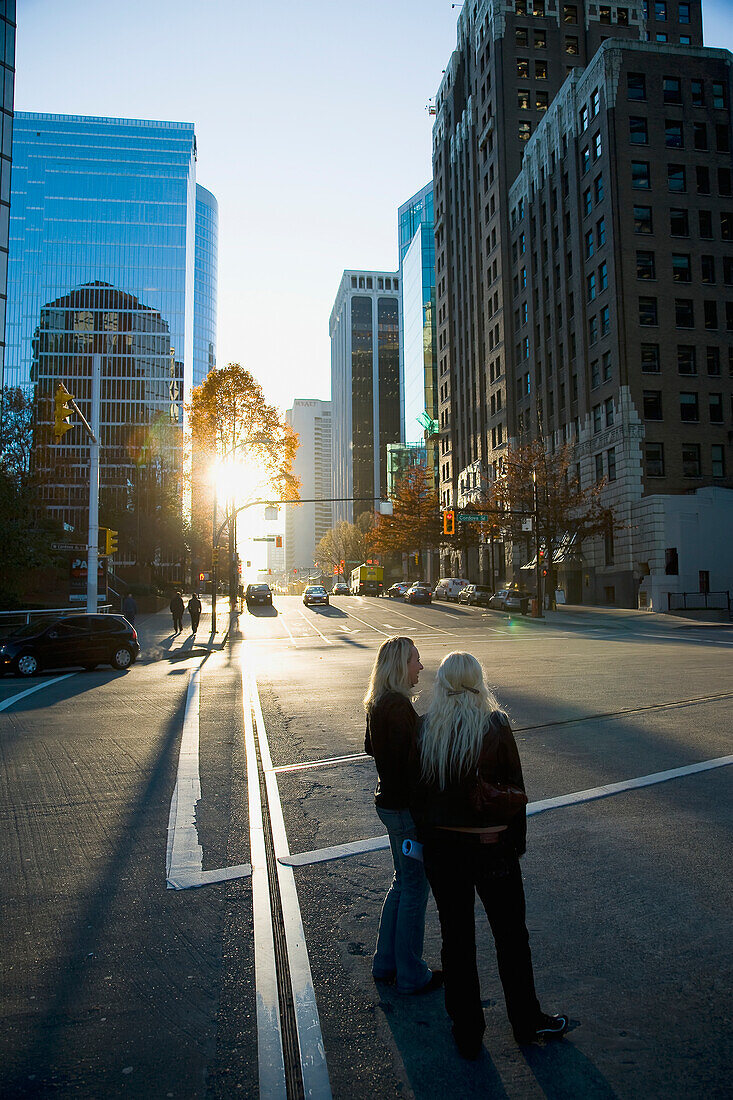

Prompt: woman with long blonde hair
[
  {"left": 363, "top": 636, "right": 442, "bottom": 995},
  {"left": 412, "top": 651, "right": 567, "bottom": 1057}
]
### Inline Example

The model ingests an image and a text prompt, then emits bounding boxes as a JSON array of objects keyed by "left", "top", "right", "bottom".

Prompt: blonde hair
[
  {"left": 363, "top": 636, "right": 416, "bottom": 712},
  {"left": 420, "top": 651, "right": 503, "bottom": 789}
]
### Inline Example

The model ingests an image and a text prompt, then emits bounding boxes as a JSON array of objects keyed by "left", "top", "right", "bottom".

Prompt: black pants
[
  {"left": 190, "top": 613, "right": 200, "bottom": 632},
  {"left": 423, "top": 835, "right": 541, "bottom": 1040}
]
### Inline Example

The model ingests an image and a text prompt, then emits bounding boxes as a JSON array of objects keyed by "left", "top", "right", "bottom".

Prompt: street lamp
[{"left": 498, "top": 456, "right": 544, "bottom": 618}]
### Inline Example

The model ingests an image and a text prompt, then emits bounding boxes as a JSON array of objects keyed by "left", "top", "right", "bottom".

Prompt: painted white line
[
  {"left": 297, "top": 608, "right": 334, "bottom": 645},
  {"left": 249, "top": 666, "right": 332, "bottom": 1098},
  {"left": 273, "top": 751, "right": 370, "bottom": 775},
  {"left": 382, "top": 606, "right": 456, "bottom": 636},
  {"left": 166, "top": 666, "right": 204, "bottom": 888},
  {"left": 279, "top": 613, "right": 300, "bottom": 647},
  {"left": 0, "top": 673, "right": 75, "bottom": 712},
  {"left": 242, "top": 664, "right": 288, "bottom": 1099},
  {"left": 278, "top": 754, "right": 733, "bottom": 869},
  {"left": 343, "top": 611, "right": 392, "bottom": 637}
]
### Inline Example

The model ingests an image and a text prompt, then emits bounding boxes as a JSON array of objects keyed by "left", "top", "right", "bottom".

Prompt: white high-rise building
[
  {"left": 329, "top": 270, "right": 400, "bottom": 525},
  {"left": 285, "top": 399, "right": 333, "bottom": 575}
]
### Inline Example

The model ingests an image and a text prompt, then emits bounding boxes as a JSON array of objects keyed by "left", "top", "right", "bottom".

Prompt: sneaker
[
  {"left": 514, "top": 1013, "right": 569, "bottom": 1044},
  {"left": 401, "top": 970, "right": 444, "bottom": 995}
]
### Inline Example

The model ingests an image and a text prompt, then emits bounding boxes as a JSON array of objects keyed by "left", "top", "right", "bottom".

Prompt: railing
[
  {"left": 0, "top": 605, "right": 113, "bottom": 630},
  {"left": 668, "top": 591, "right": 731, "bottom": 613}
]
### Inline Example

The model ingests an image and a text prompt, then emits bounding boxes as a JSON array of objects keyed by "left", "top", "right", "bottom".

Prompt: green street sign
[{"left": 457, "top": 513, "right": 489, "bottom": 522}]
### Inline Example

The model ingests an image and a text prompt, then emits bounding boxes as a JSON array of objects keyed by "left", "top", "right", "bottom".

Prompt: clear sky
[{"left": 15, "top": 0, "right": 733, "bottom": 415}]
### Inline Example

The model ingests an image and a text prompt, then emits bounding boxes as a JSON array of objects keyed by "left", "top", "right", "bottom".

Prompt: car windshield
[
  {"left": 308, "top": 587, "right": 325, "bottom": 594},
  {"left": 250, "top": 585, "right": 270, "bottom": 593},
  {"left": 475, "top": 586, "right": 491, "bottom": 593},
  {"left": 6, "top": 618, "right": 57, "bottom": 638}
]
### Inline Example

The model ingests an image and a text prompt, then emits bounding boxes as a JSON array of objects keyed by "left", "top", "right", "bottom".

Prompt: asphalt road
[{"left": 1, "top": 594, "right": 731, "bottom": 1098}]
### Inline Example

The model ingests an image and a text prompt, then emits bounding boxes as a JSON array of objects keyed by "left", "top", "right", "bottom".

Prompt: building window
[
  {"left": 563, "top": 4, "right": 578, "bottom": 21},
  {"left": 639, "top": 296, "right": 658, "bottom": 325},
  {"left": 595, "top": 453, "right": 604, "bottom": 481},
  {"left": 581, "top": 146, "right": 590, "bottom": 174},
  {"left": 719, "top": 168, "right": 732, "bottom": 196},
  {"left": 680, "top": 392, "right": 699, "bottom": 421},
  {"left": 663, "top": 77, "right": 682, "bottom": 104},
  {"left": 699, "top": 210, "right": 713, "bottom": 238},
  {"left": 665, "top": 121, "right": 683, "bottom": 148},
  {"left": 517, "top": 58, "right": 530, "bottom": 78},
  {"left": 691, "top": 79, "right": 705, "bottom": 107},
  {"left": 709, "top": 393, "right": 724, "bottom": 422},
  {"left": 677, "top": 345, "right": 697, "bottom": 374},
  {"left": 713, "top": 82, "right": 726, "bottom": 109},
  {"left": 518, "top": 89, "right": 531, "bottom": 110},
  {"left": 634, "top": 206, "right": 653, "bottom": 233},
  {"left": 594, "top": 132, "right": 602, "bottom": 159},
  {"left": 721, "top": 213, "right": 733, "bottom": 240},
  {"left": 679, "top": 2, "right": 691, "bottom": 22},
  {"left": 585, "top": 229, "right": 594, "bottom": 257},
  {"left": 693, "top": 122, "right": 707, "bottom": 150},
  {"left": 587, "top": 272, "right": 597, "bottom": 300},
  {"left": 628, "top": 73, "right": 646, "bottom": 101},
  {"left": 595, "top": 174, "right": 604, "bottom": 203},
  {"left": 704, "top": 300, "right": 718, "bottom": 329},
  {"left": 565, "top": 35, "right": 579, "bottom": 53},
  {"left": 604, "top": 396, "right": 614, "bottom": 425},
  {"left": 701, "top": 255, "right": 716, "bottom": 283},
  {"left": 712, "top": 444, "right": 726, "bottom": 477},
  {"left": 706, "top": 346, "right": 721, "bottom": 375},
  {"left": 580, "top": 105, "right": 589, "bottom": 130},
  {"left": 668, "top": 164, "right": 686, "bottom": 192},
  {"left": 682, "top": 443, "right": 701, "bottom": 476},
  {"left": 672, "top": 253, "right": 691, "bottom": 281},
  {"left": 535, "top": 29, "right": 547, "bottom": 47},
  {"left": 642, "top": 389, "right": 660, "bottom": 418},
  {"left": 589, "top": 316, "right": 598, "bottom": 343},
  {"left": 599, "top": 261, "right": 608, "bottom": 291},
  {"left": 535, "top": 60, "right": 547, "bottom": 79},
  {"left": 607, "top": 447, "right": 617, "bottom": 481},
  {"left": 655, "top": 0, "right": 667, "bottom": 17},
  {"left": 641, "top": 344, "right": 660, "bottom": 372},
  {"left": 593, "top": 404, "right": 602, "bottom": 431},
  {"left": 697, "top": 166, "right": 711, "bottom": 194},
  {"left": 519, "top": 121, "right": 532, "bottom": 141},
  {"left": 629, "top": 116, "right": 648, "bottom": 144},
  {"left": 646, "top": 442, "right": 665, "bottom": 476},
  {"left": 670, "top": 208, "right": 689, "bottom": 236},
  {"left": 597, "top": 217, "right": 606, "bottom": 246},
  {"left": 632, "top": 161, "right": 651, "bottom": 188},
  {"left": 584, "top": 188, "right": 592, "bottom": 216},
  {"left": 536, "top": 91, "right": 549, "bottom": 112},
  {"left": 601, "top": 305, "right": 610, "bottom": 335},
  {"left": 675, "top": 299, "right": 694, "bottom": 327},
  {"left": 516, "top": 26, "right": 529, "bottom": 46}
]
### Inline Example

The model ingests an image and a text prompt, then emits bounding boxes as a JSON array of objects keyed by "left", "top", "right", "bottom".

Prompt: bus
[{"left": 349, "top": 563, "right": 384, "bottom": 596}]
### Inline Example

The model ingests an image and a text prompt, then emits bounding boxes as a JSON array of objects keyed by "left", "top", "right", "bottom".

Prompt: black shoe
[
  {"left": 373, "top": 970, "right": 396, "bottom": 985},
  {"left": 405, "top": 970, "right": 444, "bottom": 995},
  {"left": 514, "top": 1013, "right": 569, "bottom": 1044},
  {"left": 452, "top": 1026, "right": 483, "bottom": 1060}
]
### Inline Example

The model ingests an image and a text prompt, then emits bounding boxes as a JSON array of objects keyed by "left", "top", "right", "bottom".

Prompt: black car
[
  {"left": 457, "top": 584, "right": 494, "bottom": 607},
  {"left": 303, "top": 585, "right": 329, "bottom": 607},
  {"left": 404, "top": 583, "right": 432, "bottom": 605},
  {"left": 245, "top": 583, "right": 273, "bottom": 608},
  {"left": 0, "top": 614, "right": 140, "bottom": 677}
]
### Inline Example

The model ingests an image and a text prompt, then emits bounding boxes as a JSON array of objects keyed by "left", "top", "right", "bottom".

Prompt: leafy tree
[
  {"left": 484, "top": 440, "right": 618, "bottom": 604},
  {"left": 369, "top": 465, "right": 442, "bottom": 563},
  {"left": 314, "top": 516, "right": 373, "bottom": 577}
]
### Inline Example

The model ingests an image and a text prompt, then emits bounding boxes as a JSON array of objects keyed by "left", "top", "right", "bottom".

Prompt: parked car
[
  {"left": 488, "top": 588, "right": 531, "bottom": 614},
  {"left": 303, "top": 585, "right": 329, "bottom": 607},
  {"left": 404, "top": 583, "right": 433, "bottom": 605},
  {"left": 387, "top": 582, "right": 409, "bottom": 598},
  {"left": 331, "top": 583, "right": 349, "bottom": 595},
  {"left": 433, "top": 577, "right": 470, "bottom": 602},
  {"left": 0, "top": 614, "right": 140, "bottom": 677},
  {"left": 457, "top": 583, "right": 494, "bottom": 607},
  {"left": 245, "top": 583, "right": 273, "bottom": 608}
]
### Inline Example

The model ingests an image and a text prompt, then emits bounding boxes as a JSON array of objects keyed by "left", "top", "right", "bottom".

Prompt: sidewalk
[
  {"left": 132, "top": 595, "right": 236, "bottom": 663},
  {"left": 515, "top": 602, "right": 732, "bottom": 631}
]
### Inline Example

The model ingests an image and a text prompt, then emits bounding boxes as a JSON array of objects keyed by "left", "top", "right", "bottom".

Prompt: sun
[{"left": 213, "top": 456, "right": 267, "bottom": 504}]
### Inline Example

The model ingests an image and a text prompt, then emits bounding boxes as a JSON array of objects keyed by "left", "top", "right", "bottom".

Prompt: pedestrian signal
[
  {"left": 54, "top": 384, "right": 75, "bottom": 440},
  {"left": 443, "top": 510, "right": 455, "bottom": 536},
  {"left": 275, "top": 535, "right": 282, "bottom": 548}
]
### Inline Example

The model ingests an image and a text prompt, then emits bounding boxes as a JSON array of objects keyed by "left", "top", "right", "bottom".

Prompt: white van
[{"left": 434, "top": 577, "right": 470, "bottom": 602}]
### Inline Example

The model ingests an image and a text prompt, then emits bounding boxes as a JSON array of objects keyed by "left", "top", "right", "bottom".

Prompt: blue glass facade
[
  {"left": 7, "top": 113, "right": 202, "bottom": 527},
  {"left": 193, "top": 184, "right": 218, "bottom": 387},
  {"left": 0, "top": 1, "right": 16, "bottom": 388}
]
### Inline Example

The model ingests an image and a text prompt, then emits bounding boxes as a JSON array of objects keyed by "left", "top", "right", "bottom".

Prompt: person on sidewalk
[
  {"left": 411, "top": 651, "right": 568, "bottom": 1058},
  {"left": 364, "top": 636, "right": 442, "bottom": 996},
  {"left": 187, "top": 593, "right": 202, "bottom": 633},
  {"left": 122, "top": 592, "right": 137, "bottom": 626},
  {"left": 169, "top": 591, "right": 184, "bottom": 634}
]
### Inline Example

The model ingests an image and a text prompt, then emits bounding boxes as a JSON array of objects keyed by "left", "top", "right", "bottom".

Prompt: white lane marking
[
  {"left": 242, "top": 664, "right": 288, "bottom": 1098},
  {"left": 273, "top": 751, "right": 370, "bottom": 775},
  {"left": 279, "top": 613, "right": 300, "bottom": 648},
  {"left": 167, "top": 661, "right": 251, "bottom": 890},
  {"left": 342, "top": 610, "right": 392, "bottom": 637},
  {"left": 382, "top": 606, "right": 456, "bottom": 636},
  {"left": 278, "top": 754, "right": 733, "bottom": 869},
  {"left": 296, "top": 608, "right": 334, "bottom": 646},
  {"left": 248, "top": 666, "right": 333, "bottom": 1098},
  {"left": 0, "top": 673, "right": 75, "bottom": 712}
]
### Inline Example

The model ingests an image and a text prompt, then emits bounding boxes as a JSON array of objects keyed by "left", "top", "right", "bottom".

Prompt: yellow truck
[{"left": 349, "top": 563, "right": 384, "bottom": 596}]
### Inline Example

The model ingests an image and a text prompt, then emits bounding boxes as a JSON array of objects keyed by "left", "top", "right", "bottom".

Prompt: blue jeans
[{"left": 373, "top": 806, "right": 432, "bottom": 993}]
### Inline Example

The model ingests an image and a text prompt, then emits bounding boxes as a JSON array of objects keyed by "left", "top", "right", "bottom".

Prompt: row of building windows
[
  {"left": 636, "top": 251, "right": 733, "bottom": 283},
  {"left": 628, "top": 73, "right": 726, "bottom": 108},
  {"left": 645, "top": 443, "right": 726, "bottom": 479},
  {"left": 631, "top": 162, "right": 732, "bottom": 194},
  {"left": 640, "top": 343, "right": 731, "bottom": 375},
  {"left": 349, "top": 275, "right": 398, "bottom": 291},
  {"left": 638, "top": 296, "right": 733, "bottom": 329},
  {"left": 634, "top": 207, "right": 733, "bottom": 238},
  {"left": 629, "top": 118, "right": 730, "bottom": 153},
  {"left": 642, "top": 390, "right": 728, "bottom": 421}
]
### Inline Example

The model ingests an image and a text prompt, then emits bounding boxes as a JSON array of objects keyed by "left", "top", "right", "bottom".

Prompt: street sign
[
  {"left": 52, "top": 543, "right": 89, "bottom": 551},
  {"left": 252, "top": 536, "right": 276, "bottom": 542},
  {"left": 457, "top": 513, "right": 489, "bottom": 522}
]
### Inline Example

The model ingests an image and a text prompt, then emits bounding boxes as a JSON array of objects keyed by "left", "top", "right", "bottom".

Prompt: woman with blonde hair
[
  {"left": 411, "top": 651, "right": 567, "bottom": 1057},
  {"left": 363, "top": 636, "right": 442, "bottom": 995}
]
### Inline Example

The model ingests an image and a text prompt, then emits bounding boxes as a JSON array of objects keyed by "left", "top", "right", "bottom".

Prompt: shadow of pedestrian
[{"left": 521, "top": 1034, "right": 618, "bottom": 1099}]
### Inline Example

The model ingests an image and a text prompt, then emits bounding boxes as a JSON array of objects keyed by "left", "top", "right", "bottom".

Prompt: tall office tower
[
  {"left": 329, "top": 270, "right": 400, "bottom": 524},
  {"left": 285, "top": 399, "right": 332, "bottom": 574},
  {"left": 508, "top": 38, "right": 733, "bottom": 605},
  {"left": 396, "top": 183, "right": 439, "bottom": 488},
  {"left": 0, "top": 1, "right": 15, "bottom": 391},
  {"left": 193, "top": 185, "right": 218, "bottom": 388},
  {"left": 433, "top": 0, "right": 715, "bottom": 600},
  {"left": 6, "top": 113, "right": 215, "bottom": 533}
]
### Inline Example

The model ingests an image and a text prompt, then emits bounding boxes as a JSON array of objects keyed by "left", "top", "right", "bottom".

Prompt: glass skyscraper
[
  {"left": 0, "top": 1, "right": 16, "bottom": 388},
  {"left": 6, "top": 113, "right": 217, "bottom": 530}
]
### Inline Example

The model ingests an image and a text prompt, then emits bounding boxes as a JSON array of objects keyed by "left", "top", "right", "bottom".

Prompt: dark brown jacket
[
  {"left": 364, "top": 691, "right": 420, "bottom": 809},
  {"left": 410, "top": 711, "right": 527, "bottom": 855}
]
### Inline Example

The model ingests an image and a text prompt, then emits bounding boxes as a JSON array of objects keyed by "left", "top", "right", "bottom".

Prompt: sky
[{"left": 15, "top": 0, "right": 733, "bottom": 416}]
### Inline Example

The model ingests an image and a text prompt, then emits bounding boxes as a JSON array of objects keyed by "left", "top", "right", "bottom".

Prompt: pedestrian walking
[
  {"left": 411, "top": 651, "right": 568, "bottom": 1058},
  {"left": 169, "top": 591, "right": 184, "bottom": 634},
  {"left": 122, "top": 592, "right": 137, "bottom": 626},
  {"left": 364, "top": 636, "right": 442, "bottom": 995},
  {"left": 187, "top": 592, "right": 202, "bottom": 633}
]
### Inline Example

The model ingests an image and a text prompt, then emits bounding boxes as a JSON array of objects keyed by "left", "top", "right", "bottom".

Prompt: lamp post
[{"left": 498, "top": 457, "right": 544, "bottom": 619}]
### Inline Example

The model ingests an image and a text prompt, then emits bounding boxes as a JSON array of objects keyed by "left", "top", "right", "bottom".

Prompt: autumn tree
[
  {"left": 484, "top": 439, "right": 618, "bottom": 605},
  {"left": 314, "top": 515, "right": 374, "bottom": 577},
  {"left": 368, "top": 465, "right": 442, "bottom": 569}
]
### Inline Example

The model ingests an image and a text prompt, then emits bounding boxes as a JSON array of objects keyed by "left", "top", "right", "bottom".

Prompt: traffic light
[
  {"left": 443, "top": 510, "right": 455, "bottom": 536},
  {"left": 105, "top": 529, "right": 118, "bottom": 556},
  {"left": 539, "top": 549, "right": 548, "bottom": 577},
  {"left": 54, "top": 384, "right": 75, "bottom": 440},
  {"left": 275, "top": 535, "right": 283, "bottom": 548},
  {"left": 199, "top": 572, "right": 205, "bottom": 582}
]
